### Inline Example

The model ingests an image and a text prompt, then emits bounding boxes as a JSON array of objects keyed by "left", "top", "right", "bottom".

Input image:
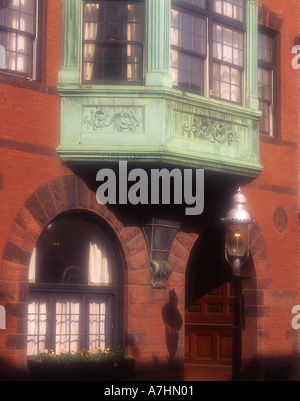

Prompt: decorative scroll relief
[
  {"left": 273, "top": 207, "right": 288, "bottom": 233},
  {"left": 182, "top": 116, "right": 240, "bottom": 147},
  {"left": 82, "top": 107, "right": 143, "bottom": 133}
]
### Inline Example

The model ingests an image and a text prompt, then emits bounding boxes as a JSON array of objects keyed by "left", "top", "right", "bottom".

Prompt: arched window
[{"left": 27, "top": 211, "right": 122, "bottom": 355}]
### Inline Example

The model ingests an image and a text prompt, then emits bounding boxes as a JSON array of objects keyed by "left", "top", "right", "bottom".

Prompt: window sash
[
  {"left": 0, "top": 1, "right": 36, "bottom": 35},
  {"left": 27, "top": 288, "right": 115, "bottom": 355},
  {"left": 82, "top": 0, "right": 144, "bottom": 84},
  {"left": 83, "top": 43, "right": 143, "bottom": 83},
  {"left": 258, "top": 66, "right": 273, "bottom": 135},
  {"left": 257, "top": 31, "right": 276, "bottom": 136},
  {"left": 171, "top": 8, "right": 207, "bottom": 57},
  {"left": 211, "top": 62, "right": 241, "bottom": 103},
  {"left": 170, "top": 4, "right": 207, "bottom": 94},
  {"left": 213, "top": 0, "right": 245, "bottom": 23},
  {"left": 0, "top": 0, "right": 42, "bottom": 80},
  {"left": 177, "top": 0, "right": 207, "bottom": 9},
  {"left": 212, "top": 23, "right": 244, "bottom": 68},
  {"left": 171, "top": 0, "right": 245, "bottom": 104},
  {"left": 171, "top": 48, "right": 205, "bottom": 93},
  {"left": 258, "top": 32, "right": 272, "bottom": 63}
]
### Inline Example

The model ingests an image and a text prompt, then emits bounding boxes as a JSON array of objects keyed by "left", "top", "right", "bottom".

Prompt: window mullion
[{"left": 49, "top": 294, "right": 55, "bottom": 352}]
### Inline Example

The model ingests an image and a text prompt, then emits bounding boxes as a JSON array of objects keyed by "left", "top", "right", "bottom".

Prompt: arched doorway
[
  {"left": 184, "top": 221, "right": 259, "bottom": 381},
  {"left": 184, "top": 224, "right": 234, "bottom": 381}
]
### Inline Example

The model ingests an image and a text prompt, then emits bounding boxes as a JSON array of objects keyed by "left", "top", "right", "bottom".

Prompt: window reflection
[
  {"left": 170, "top": 6, "right": 206, "bottom": 94},
  {"left": 171, "top": 0, "right": 245, "bottom": 104}
]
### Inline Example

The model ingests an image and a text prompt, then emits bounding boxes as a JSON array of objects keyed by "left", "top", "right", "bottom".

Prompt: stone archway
[
  {"left": 0, "top": 173, "right": 150, "bottom": 371},
  {"left": 167, "top": 219, "right": 272, "bottom": 381}
]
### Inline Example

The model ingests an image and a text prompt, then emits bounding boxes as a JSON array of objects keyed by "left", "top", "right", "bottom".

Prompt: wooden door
[{"left": 184, "top": 282, "right": 233, "bottom": 381}]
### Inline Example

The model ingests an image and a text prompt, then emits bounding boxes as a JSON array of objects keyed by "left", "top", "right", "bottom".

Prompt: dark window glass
[
  {"left": 35, "top": 214, "right": 118, "bottom": 285},
  {"left": 0, "top": 0, "right": 42, "bottom": 80},
  {"left": 82, "top": 1, "right": 144, "bottom": 84},
  {"left": 258, "top": 31, "right": 276, "bottom": 136},
  {"left": 27, "top": 212, "right": 122, "bottom": 355}
]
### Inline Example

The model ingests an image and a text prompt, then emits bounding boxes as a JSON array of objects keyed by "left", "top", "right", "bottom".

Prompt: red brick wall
[
  {"left": 296, "top": 0, "right": 300, "bottom": 374},
  {"left": 0, "top": 0, "right": 299, "bottom": 380},
  {"left": 242, "top": 0, "right": 300, "bottom": 371},
  {"left": 0, "top": 0, "right": 65, "bottom": 373}
]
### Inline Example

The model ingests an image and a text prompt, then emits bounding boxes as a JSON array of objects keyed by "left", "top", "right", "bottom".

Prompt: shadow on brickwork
[
  {"left": 0, "top": 357, "right": 30, "bottom": 381},
  {"left": 162, "top": 289, "right": 183, "bottom": 370},
  {"left": 0, "top": 354, "right": 300, "bottom": 381},
  {"left": 242, "top": 355, "right": 300, "bottom": 381}
]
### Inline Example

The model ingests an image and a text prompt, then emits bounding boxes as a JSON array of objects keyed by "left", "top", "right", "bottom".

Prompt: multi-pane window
[
  {"left": 0, "top": 0, "right": 42, "bottom": 80},
  {"left": 212, "top": 24, "right": 243, "bottom": 103},
  {"left": 258, "top": 31, "right": 276, "bottom": 136},
  {"left": 171, "top": 4, "right": 207, "bottom": 93},
  {"left": 171, "top": 0, "right": 245, "bottom": 104},
  {"left": 27, "top": 212, "right": 122, "bottom": 355},
  {"left": 213, "top": 0, "right": 244, "bottom": 22},
  {"left": 82, "top": 0, "right": 144, "bottom": 84}
]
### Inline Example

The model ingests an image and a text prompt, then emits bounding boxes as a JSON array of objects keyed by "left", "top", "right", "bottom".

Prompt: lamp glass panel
[{"left": 227, "top": 224, "right": 248, "bottom": 257}]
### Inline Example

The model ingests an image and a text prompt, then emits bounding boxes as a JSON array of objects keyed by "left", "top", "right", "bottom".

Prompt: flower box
[{"left": 27, "top": 348, "right": 135, "bottom": 381}]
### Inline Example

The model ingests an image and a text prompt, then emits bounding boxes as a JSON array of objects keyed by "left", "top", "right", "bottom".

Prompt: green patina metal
[{"left": 57, "top": 0, "right": 262, "bottom": 177}]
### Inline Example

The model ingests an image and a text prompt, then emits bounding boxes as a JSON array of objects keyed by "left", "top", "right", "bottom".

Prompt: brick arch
[
  {"left": 2, "top": 173, "right": 150, "bottom": 294},
  {"left": 248, "top": 222, "right": 272, "bottom": 286},
  {"left": 1, "top": 173, "right": 151, "bottom": 370},
  {"left": 168, "top": 221, "right": 271, "bottom": 293},
  {"left": 168, "top": 221, "right": 272, "bottom": 381}
]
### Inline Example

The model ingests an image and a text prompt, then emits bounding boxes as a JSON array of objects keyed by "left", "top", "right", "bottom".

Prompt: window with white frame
[
  {"left": 0, "top": 0, "right": 42, "bottom": 80},
  {"left": 171, "top": 0, "right": 245, "bottom": 104},
  {"left": 27, "top": 212, "right": 122, "bottom": 356}
]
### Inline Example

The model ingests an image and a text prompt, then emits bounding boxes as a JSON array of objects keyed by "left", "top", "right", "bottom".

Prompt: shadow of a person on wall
[{"left": 162, "top": 289, "right": 183, "bottom": 369}]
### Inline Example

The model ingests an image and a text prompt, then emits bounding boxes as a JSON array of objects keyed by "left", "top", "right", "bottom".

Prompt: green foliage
[{"left": 28, "top": 347, "right": 133, "bottom": 365}]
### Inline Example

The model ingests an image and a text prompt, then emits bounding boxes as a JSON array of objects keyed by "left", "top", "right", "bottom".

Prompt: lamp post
[{"left": 221, "top": 188, "right": 254, "bottom": 381}]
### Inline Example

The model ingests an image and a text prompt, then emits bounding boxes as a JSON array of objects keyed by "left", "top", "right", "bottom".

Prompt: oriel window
[
  {"left": 82, "top": 0, "right": 144, "bottom": 84},
  {"left": 0, "top": 0, "right": 42, "bottom": 80}
]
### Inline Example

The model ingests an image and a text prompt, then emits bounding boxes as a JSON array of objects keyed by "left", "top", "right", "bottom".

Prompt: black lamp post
[{"left": 221, "top": 188, "right": 254, "bottom": 381}]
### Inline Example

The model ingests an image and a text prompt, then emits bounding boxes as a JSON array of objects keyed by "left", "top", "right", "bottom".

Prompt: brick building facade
[{"left": 0, "top": 0, "right": 299, "bottom": 381}]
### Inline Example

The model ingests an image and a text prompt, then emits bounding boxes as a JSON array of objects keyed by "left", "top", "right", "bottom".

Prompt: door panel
[{"left": 184, "top": 282, "right": 233, "bottom": 381}]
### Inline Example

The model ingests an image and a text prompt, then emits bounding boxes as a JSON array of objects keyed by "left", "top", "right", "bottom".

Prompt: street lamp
[
  {"left": 222, "top": 187, "right": 255, "bottom": 276},
  {"left": 221, "top": 187, "right": 255, "bottom": 381}
]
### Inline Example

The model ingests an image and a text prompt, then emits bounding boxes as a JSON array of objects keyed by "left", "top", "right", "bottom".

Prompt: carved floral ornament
[
  {"left": 83, "top": 107, "right": 142, "bottom": 132},
  {"left": 273, "top": 207, "right": 288, "bottom": 233},
  {"left": 182, "top": 117, "right": 240, "bottom": 146}
]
